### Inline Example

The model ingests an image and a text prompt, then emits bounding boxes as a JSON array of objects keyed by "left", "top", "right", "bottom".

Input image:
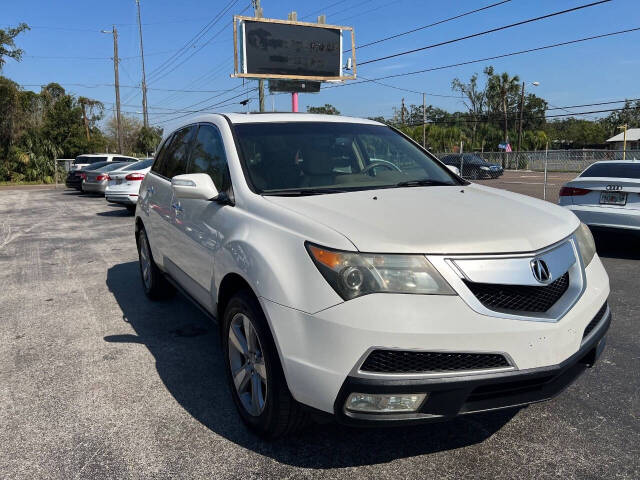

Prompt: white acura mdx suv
[{"left": 135, "top": 113, "right": 610, "bottom": 438}]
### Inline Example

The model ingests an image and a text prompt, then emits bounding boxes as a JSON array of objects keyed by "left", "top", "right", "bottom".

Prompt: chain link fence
[{"left": 434, "top": 150, "right": 640, "bottom": 204}]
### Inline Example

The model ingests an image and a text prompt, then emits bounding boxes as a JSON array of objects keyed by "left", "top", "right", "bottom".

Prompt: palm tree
[{"left": 484, "top": 67, "right": 520, "bottom": 146}]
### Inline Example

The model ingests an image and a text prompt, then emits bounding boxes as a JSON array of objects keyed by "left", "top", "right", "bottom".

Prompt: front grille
[
  {"left": 360, "top": 350, "right": 510, "bottom": 374},
  {"left": 583, "top": 302, "right": 608, "bottom": 339},
  {"left": 463, "top": 272, "right": 570, "bottom": 313}
]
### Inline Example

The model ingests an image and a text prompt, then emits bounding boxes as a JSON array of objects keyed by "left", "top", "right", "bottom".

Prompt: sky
[{"left": 2, "top": 0, "right": 639, "bottom": 132}]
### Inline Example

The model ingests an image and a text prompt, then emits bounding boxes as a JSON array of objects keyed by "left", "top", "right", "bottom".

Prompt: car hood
[{"left": 264, "top": 184, "right": 579, "bottom": 254}]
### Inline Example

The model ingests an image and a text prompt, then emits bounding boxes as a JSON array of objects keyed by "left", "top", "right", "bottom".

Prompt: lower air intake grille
[
  {"left": 463, "top": 272, "right": 570, "bottom": 313},
  {"left": 360, "top": 350, "right": 510, "bottom": 374},
  {"left": 583, "top": 302, "right": 608, "bottom": 339}
]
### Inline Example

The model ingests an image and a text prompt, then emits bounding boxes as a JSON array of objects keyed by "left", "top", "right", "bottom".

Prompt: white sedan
[
  {"left": 105, "top": 158, "right": 153, "bottom": 210},
  {"left": 558, "top": 160, "right": 640, "bottom": 231}
]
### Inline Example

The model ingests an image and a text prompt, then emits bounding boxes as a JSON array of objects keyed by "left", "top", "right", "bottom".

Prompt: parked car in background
[
  {"left": 134, "top": 113, "right": 609, "bottom": 438},
  {"left": 81, "top": 161, "right": 135, "bottom": 194},
  {"left": 65, "top": 160, "right": 112, "bottom": 190},
  {"left": 446, "top": 165, "right": 461, "bottom": 176},
  {"left": 72, "top": 153, "right": 137, "bottom": 171},
  {"left": 558, "top": 160, "right": 640, "bottom": 231},
  {"left": 105, "top": 158, "right": 154, "bottom": 210},
  {"left": 439, "top": 153, "right": 503, "bottom": 179}
]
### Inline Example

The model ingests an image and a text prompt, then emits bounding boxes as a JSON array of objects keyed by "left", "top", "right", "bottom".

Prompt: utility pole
[
  {"left": 253, "top": 0, "right": 265, "bottom": 112},
  {"left": 401, "top": 97, "right": 405, "bottom": 125},
  {"left": 517, "top": 81, "right": 525, "bottom": 154},
  {"left": 619, "top": 124, "right": 628, "bottom": 160},
  {"left": 80, "top": 101, "right": 90, "bottom": 141},
  {"left": 136, "top": 0, "right": 149, "bottom": 127},
  {"left": 422, "top": 92, "right": 426, "bottom": 148},
  {"left": 102, "top": 26, "right": 123, "bottom": 153}
]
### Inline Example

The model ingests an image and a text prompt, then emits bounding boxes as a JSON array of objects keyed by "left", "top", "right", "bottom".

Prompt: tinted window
[
  {"left": 124, "top": 159, "right": 153, "bottom": 171},
  {"left": 82, "top": 161, "right": 111, "bottom": 171},
  {"left": 113, "top": 156, "right": 134, "bottom": 163},
  {"left": 151, "top": 135, "right": 172, "bottom": 176},
  {"left": 235, "top": 122, "right": 458, "bottom": 193},
  {"left": 96, "top": 162, "right": 133, "bottom": 172},
  {"left": 163, "top": 126, "right": 196, "bottom": 178},
  {"left": 580, "top": 162, "right": 640, "bottom": 179},
  {"left": 187, "top": 124, "right": 231, "bottom": 190},
  {"left": 74, "top": 155, "right": 107, "bottom": 165}
]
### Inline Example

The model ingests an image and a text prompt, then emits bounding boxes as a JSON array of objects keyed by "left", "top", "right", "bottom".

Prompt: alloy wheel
[{"left": 228, "top": 313, "right": 267, "bottom": 416}]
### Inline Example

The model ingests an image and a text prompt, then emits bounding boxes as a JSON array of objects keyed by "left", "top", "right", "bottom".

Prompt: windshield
[
  {"left": 234, "top": 122, "right": 459, "bottom": 194},
  {"left": 74, "top": 155, "right": 107, "bottom": 165},
  {"left": 123, "top": 159, "right": 153, "bottom": 171},
  {"left": 580, "top": 162, "right": 640, "bottom": 179}
]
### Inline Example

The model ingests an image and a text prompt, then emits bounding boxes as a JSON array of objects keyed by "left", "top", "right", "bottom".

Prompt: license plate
[
  {"left": 600, "top": 191, "right": 627, "bottom": 205},
  {"left": 116, "top": 179, "right": 122, "bottom": 185}
]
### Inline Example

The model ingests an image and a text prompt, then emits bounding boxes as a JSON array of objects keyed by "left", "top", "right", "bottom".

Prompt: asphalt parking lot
[
  {"left": 475, "top": 170, "right": 576, "bottom": 203},
  {"left": 1, "top": 187, "right": 639, "bottom": 479}
]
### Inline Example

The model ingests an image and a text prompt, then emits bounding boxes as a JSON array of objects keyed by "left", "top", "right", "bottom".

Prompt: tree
[
  {"left": 0, "top": 23, "right": 30, "bottom": 70},
  {"left": 307, "top": 104, "right": 340, "bottom": 115},
  {"left": 135, "top": 126, "right": 163, "bottom": 155},
  {"left": 105, "top": 114, "right": 143, "bottom": 155},
  {"left": 484, "top": 66, "right": 520, "bottom": 144},
  {"left": 452, "top": 73, "right": 486, "bottom": 146}
]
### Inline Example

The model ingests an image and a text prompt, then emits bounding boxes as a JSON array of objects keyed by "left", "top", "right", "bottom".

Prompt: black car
[
  {"left": 65, "top": 161, "right": 112, "bottom": 190},
  {"left": 439, "top": 154, "right": 504, "bottom": 180}
]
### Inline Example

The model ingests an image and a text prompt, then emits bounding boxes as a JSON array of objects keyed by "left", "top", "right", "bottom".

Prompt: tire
[
  {"left": 222, "top": 290, "right": 308, "bottom": 438},
  {"left": 136, "top": 227, "right": 175, "bottom": 300},
  {"left": 469, "top": 168, "right": 479, "bottom": 180}
]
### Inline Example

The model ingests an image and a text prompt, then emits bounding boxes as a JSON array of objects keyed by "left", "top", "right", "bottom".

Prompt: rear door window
[
  {"left": 163, "top": 126, "right": 197, "bottom": 179},
  {"left": 151, "top": 135, "right": 173, "bottom": 177},
  {"left": 187, "top": 124, "right": 231, "bottom": 191}
]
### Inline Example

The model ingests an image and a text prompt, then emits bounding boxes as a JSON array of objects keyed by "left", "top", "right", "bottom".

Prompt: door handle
[
  {"left": 147, "top": 185, "right": 154, "bottom": 194},
  {"left": 171, "top": 202, "right": 183, "bottom": 212}
]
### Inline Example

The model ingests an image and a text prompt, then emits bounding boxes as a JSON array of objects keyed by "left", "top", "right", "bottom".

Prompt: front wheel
[{"left": 223, "top": 290, "right": 308, "bottom": 438}]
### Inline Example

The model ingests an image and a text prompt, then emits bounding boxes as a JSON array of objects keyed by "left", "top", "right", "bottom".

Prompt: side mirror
[{"left": 171, "top": 173, "right": 219, "bottom": 200}]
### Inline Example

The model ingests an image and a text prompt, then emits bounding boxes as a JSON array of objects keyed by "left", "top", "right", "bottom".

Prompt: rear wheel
[
  {"left": 222, "top": 290, "right": 308, "bottom": 438},
  {"left": 137, "top": 227, "right": 174, "bottom": 300}
]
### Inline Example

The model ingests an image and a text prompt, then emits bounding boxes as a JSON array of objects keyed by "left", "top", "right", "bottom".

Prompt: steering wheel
[{"left": 360, "top": 160, "right": 402, "bottom": 175}]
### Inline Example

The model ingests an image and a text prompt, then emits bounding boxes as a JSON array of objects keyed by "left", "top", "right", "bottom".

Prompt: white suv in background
[
  {"left": 135, "top": 113, "right": 610, "bottom": 438},
  {"left": 72, "top": 153, "right": 137, "bottom": 171}
]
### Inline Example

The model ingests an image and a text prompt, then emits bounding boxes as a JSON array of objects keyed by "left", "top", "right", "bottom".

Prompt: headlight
[
  {"left": 306, "top": 244, "right": 455, "bottom": 300},
  {"left": 480, "top": 166, "right": 490, "bottom": 170},
  {"left": 574, "top": 222, "right": 596, "bottom": 267}
]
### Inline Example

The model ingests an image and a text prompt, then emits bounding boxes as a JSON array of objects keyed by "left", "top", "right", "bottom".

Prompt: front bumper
[
  {"left": 260, "top": 256, "right": 610, "bottom": 415},
  {"left": 565, "top": 205, "right": 640, "bottom": 231},
  {"left": 334, "top": 308, "right": 609, "bottom": 425}
]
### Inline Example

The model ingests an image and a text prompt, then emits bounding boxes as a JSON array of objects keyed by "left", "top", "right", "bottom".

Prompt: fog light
[{"left": 345, "top": 393, "right": 427, "bottom": 413}]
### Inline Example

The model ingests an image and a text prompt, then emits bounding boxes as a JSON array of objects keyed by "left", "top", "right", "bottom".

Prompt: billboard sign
[{"left": 233, "top": 16, "right": 356, "bottom": 81}]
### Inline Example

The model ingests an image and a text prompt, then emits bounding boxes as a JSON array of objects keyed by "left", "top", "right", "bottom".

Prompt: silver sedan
[{"left": 82, "top": 161, "right": 135, "bottom": 194}]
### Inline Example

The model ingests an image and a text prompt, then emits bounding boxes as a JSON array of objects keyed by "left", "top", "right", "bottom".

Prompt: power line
[
  {"left": 151, "top": 88, "right": 259, "bottom": 125},
  {"left": 354, "top": 0, "right": 511, "bottom": 51},
  {"left": 357, "top": 75, "right": 463, "bottom": 98},
  {"left": 146, "top": 0, "right": 240, "bottom": 81},
  {"left": 359, "top": 0, "right": 612, "bottom": 66},
  {"left": 300, "top": 0, "right": 349, "bottom": 20},
  {"left": 325, "top": 26, "right": 640, "bottom": 90}
]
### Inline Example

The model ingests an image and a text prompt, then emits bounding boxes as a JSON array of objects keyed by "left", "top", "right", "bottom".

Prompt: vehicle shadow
[
  {"left": 105, "top": 261, "right": 517, "bottom": 468},
  {"left": 592, "top": 228, "right": 640, "bottom": 260},
  {"left": 97, "top": 209, "right": 133, "bottom": 217}
]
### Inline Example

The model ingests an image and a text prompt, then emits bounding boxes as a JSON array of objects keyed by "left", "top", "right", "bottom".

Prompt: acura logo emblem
[
  {"left": 531, "top": 258, "right": 552, "bottom": 284},
  {"left": 606, "top": 185, "right": 622, "bottom": 191}
]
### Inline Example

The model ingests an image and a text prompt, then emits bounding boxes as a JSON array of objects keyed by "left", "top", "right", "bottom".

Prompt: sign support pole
[{"left": 292, "top": 92, "right": 299, "bottom": 112}]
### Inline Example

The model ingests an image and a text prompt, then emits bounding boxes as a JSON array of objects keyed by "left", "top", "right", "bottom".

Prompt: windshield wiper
[
  {"left": 394, "top": 179, "right": 453, "bottom": 188},
  {"left": 262, "top": 187, "right": 350, "bottom": 196}
]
